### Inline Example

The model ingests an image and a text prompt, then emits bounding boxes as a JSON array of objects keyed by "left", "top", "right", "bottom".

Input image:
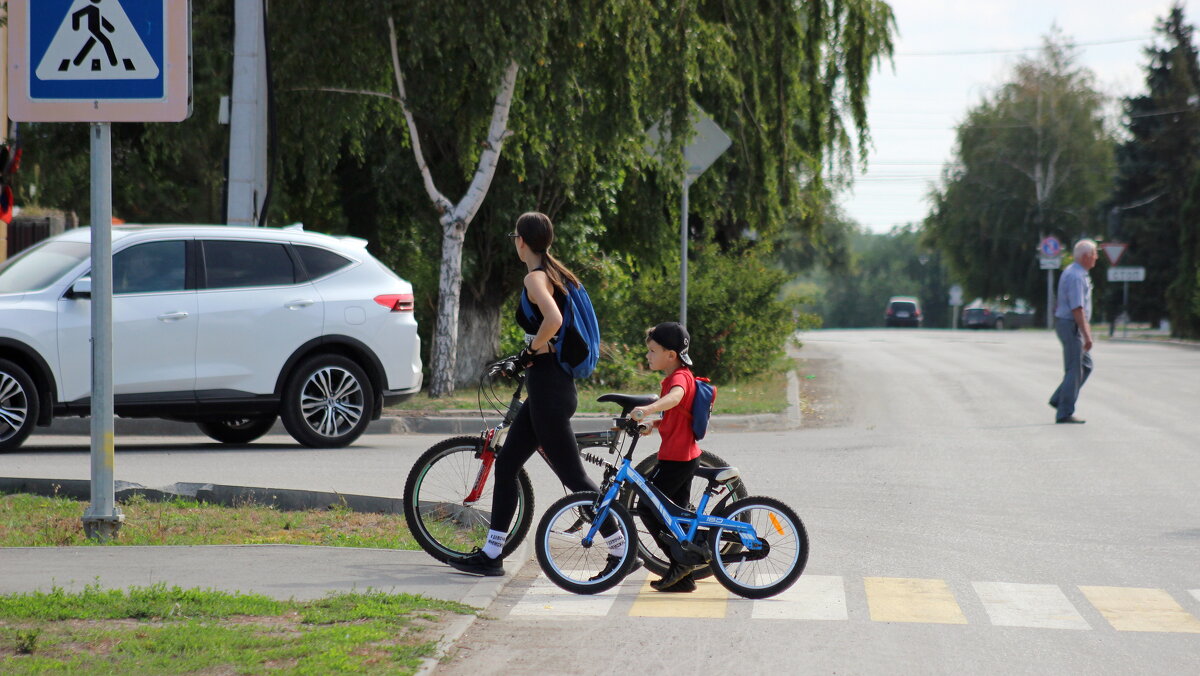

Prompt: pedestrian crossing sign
[{"left": 8, "top": 0, "right": 191, "bottom": 122}]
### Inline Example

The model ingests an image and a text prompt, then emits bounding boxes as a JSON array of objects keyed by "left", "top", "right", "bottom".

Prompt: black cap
[{"left": 648, "top": 322, "right": 692, "bottom": 366}]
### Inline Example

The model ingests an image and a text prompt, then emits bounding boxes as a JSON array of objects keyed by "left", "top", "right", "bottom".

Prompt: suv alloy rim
[
  {"left": 0, "top": 373, "right": 29, "bottom": 442},
  {"left": 299, "top": 366, "right": 365, "bottom": 438}
]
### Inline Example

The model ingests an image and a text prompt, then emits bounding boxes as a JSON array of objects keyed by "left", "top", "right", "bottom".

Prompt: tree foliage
[
  {"left": 14, "top": 1, "right": 897, "bottom": 385},
  {"left": 1113, "top": 3, "right": 1200, "bottom": 335},
  {"left": 924, "top": 35, "right": 1114, "bottom": 319}
]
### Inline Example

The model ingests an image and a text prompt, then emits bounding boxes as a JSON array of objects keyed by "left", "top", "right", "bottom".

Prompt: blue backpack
[
  {"left": 691, "top": 376, "right": 716, "bottom": 440},
  {"left": 520, "top": 281, "right": 601, "bottom": 378}
]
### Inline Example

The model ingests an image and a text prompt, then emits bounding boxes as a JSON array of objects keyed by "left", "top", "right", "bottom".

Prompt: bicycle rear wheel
[
  {"left": 622, "top": 450, "right": 748, "bottom": 580},
  {"left": 708, "top": 496, "right": 808, "bottom": 599},
  {"left": 535, "top": 492, "right": 640, "bottom": 595},
  {"left": 403, "top": 436, "right": 534, "bottom": 563}
]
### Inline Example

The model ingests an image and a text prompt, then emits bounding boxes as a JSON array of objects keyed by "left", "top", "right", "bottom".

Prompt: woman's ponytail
[{"left": 516, "top": 211, "right": 579, "bottom": 294}]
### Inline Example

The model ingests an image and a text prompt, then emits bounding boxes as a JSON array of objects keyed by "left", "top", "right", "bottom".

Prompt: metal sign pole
[
  {"left": 1122, "top": 280, "right": 1130, "bottom": 338},
  {"left": 81, "top": 122, "right": 123, "bottom": 540},
  {"left": 1046, "top": 269, "right": 1054, "bottom": 329},
  {"left": 680, "top": 178, "right": 689, "bottom": 326}
]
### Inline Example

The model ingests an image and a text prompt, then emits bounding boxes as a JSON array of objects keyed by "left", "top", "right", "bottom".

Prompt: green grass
[
  {"left": 0, "top": 493, "right": 423, "bottom": 549},
  {"left": 387, "top": 356, "right": 795, "bottom": 415},
  {"left": 0, "top": 584, "right": 473, "bottom": 675}
]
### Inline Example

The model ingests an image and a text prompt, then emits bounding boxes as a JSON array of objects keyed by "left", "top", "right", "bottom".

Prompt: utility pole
[{"left": 226, "top": 0, "right": 269, "bottom": 226}]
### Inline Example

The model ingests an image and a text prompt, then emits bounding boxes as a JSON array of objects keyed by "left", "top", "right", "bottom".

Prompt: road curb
[
  {"left": 415, "top": 537, "right": 532, "bottom": 676},
  {"left": 0, "top": 476, "right": 404, "bottom": 514}
]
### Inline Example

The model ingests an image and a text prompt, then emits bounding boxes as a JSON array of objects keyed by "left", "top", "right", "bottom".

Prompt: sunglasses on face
[{"left": 507, "top": 232, "right": 520, "bottom": 239}]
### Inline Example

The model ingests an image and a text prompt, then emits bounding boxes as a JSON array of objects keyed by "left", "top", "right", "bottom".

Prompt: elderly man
[{"left": 1049, "top": 239, "right": 1097, "bottom": 423}]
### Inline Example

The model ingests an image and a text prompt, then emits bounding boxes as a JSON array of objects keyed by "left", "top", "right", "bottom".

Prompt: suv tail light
[{"left": 374, "top": 293, "right": 414, "bottom": 312}]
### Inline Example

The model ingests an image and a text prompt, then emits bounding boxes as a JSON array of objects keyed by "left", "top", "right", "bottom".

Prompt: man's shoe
[
  {"left": 448, "top": 550, "right": 504, "bottom": 576},
  {"left": 652, "top": 572, "right": 696, "bottom": 593},
  {"left": 589, "top": 554, "right": 642, "bottom": 581},
  {"left": 1056, "top": 416, "right": 1086, "bottom": 424}
]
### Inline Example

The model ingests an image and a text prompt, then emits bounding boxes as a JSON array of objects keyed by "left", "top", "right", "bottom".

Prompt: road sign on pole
[
  {"left": 1039, "top": 236, "right": 1063, "bottom": 258},
  {"left": 1100, "top": 242, "right": 1128, "bottom": 266},
  {"left": 8, "top": 0, "right": 192, "bottom": 122},
  {"left": 8, "top": 0, "right": 191, "bottom": 540},
  {"left": 648, "top": 106, "right": 731, "bottom": 326},
  {"left": 1107, "top": 266, "right": 1146, "bottom": 282}
]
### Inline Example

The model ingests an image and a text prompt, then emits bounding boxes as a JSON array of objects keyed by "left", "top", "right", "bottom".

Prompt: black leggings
[{"left": 491, "top": 353, "right": 602, "bottom": 532}]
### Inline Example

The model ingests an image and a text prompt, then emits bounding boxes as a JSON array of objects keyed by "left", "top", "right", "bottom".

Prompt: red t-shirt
[{"left": 657, "top": 367, "right": 700, "bottom": 462}]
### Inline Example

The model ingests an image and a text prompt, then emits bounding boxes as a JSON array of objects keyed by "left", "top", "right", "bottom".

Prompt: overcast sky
[{"left": 841, "top": 0, "right": 1200, "bottom": 233}]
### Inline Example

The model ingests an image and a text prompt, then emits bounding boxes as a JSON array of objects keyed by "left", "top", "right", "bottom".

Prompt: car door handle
[
  {"left": 157, "top": 311, "right": 189, "bottom": 322},
  {"left": 286, "top": 299, "right": 316, "bottom": 310}
]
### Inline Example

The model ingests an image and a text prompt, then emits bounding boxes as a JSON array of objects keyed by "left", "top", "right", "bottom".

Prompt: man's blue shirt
[{"left": 1055, "top": 262, "right": 1092, "bottom": 321}]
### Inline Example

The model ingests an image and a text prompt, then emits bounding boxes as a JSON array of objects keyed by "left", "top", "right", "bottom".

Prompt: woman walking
[{"left": 449, "top": 212, "right": 628, "bottom": 577}]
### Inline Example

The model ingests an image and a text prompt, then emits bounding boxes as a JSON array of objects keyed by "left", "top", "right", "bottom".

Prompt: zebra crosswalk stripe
[
  {"left": 864, "top": 577, "right": 967, "bottom": 624},
  {"left": 752, "top": 575, "right": 848, "bottom": 620},
  {"left": 1079, "top": 586, "right": 1200, "bottom": 633},
  {"left": 972, "top": 582, "right": 1089, "bottom": 630}
]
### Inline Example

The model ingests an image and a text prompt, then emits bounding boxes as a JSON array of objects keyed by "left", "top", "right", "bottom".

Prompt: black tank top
[{"left": 516, "top": 268, "right": 566, "bottom": 335}]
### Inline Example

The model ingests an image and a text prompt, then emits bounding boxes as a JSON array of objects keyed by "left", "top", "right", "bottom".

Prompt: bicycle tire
[
  {"left": 535, "top": 492, "right": 640, "bottom": 595},
  {"left": 403, "top": 436, "right": 534, "bottom": 564},
  {"left": 708, "top": 495, "right": 808, "bottom": 599},
  {"left": 621, "top": 450, "right": 749, "bottom": 580}
]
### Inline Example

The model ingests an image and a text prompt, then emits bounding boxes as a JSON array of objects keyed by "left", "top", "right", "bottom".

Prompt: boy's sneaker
[
  {"left": 589, "top": 555, "right": 642, "bottom": 581},
  {"left": 448, "top": 549, "right": 504, "bottom": 577},
  {"left": 652, "top": 572, "right": 696, "bottom": 593},
  {"left": 650, "top": 563, "right": 695, "bottom": 591}
]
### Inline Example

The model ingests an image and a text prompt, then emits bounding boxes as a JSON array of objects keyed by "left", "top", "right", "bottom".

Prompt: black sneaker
[
  {"left": 652, "top": 572, "right": 696, "bottom": 593},
  {"left": 448, "top": 550, "right": 504, "bottom": 577},
  {"left": 650, "top": 563, "right": 693, "bottom": 591},
  {"left": 589, "top": 554, "right": 642, "bottom": 581}
]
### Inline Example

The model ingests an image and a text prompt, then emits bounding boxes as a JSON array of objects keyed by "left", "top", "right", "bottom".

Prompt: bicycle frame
[
  {"left": 464, "top": 357, "right": 619, "bottom": 504},
  {"left": 580, "top": 424, "right": 763, "bottom": 554}
]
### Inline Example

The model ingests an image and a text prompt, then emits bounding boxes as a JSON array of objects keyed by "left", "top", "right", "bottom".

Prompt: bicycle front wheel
[
  {"left": 535, "top": 492, "right": 640, "bottom": 595},
  {"left": 708, "top": 496, "right": 808, "bottom": 599},
  {"left": 403, "top": 436, "right": 534, "bottom": 563},
  {"left": 623, "top": 450, "right": 749, "bottom": 580}
]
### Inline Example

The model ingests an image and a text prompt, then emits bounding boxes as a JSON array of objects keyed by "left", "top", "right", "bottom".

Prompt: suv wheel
[
  {"left": 994, "top": 317, "right": 1005, "bottom": 330},
  {"left": 0, "top": 359, "right": 40, "bottom": 453},
  {"left": 280, "top": 354, "right": 374, "bottom": 448},
  {"left": 197, "top": 415, "right": 277, "bottom": 444}
]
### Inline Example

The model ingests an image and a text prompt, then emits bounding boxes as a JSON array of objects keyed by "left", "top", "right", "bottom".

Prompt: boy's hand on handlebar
[{"left": 630, "top": 407, "right": 647, "bottom": 422}]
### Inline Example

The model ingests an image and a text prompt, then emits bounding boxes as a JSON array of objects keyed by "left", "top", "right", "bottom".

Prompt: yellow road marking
[
  {"left": 865, "top": 577, "right": 967, "bottom": 624},
  {"left": 629, "top": 575, "right": 728, "bottom": 618},
  {"left": 1079, "top": 586, "right": 1200, "bottom": 633}
]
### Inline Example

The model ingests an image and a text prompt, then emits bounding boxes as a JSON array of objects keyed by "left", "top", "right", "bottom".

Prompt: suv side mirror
[{"left": 68, "top": 277, "right": 92, "bottom": 299}]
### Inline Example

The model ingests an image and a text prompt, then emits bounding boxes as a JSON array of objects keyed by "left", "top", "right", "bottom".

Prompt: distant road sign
[
  {"left": 1040, "top": 256, "right": 1062, "bottom": 270},
  {"left": 1107, "top": 266, "right": 1146, "bottom": 282},
  {"left": 1039, "top": 236, "right": 1063, "bottom": 258},
  {"left": 1100, "top": 242, "right": 1127, "bottom": 266},
  {"left": 8, "top": 0, "right": 191, "bottom": 122},
  {"left": 948, "top": 284, "right": 963, "bottom": 306}
]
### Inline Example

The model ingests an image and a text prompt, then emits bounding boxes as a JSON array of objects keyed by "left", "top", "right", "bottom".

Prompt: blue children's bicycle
[{"left": 534, "top": 394, "right": 808, "bottom": 599}]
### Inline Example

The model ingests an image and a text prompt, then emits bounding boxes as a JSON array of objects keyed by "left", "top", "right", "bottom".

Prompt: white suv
[{"left": 0, "top": 225, "right": 422, "bottom": 451}]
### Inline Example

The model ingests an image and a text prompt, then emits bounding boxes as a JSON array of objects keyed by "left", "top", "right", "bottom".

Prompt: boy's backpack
[
  {"left": 691, "top": 376, "right": 716, "bottom": 440},
  {"left": 520, "top": 281, "right": 601, "bottom": 378}
]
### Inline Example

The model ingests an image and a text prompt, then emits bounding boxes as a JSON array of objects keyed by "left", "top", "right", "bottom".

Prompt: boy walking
[{"left": 631, "top": 322, "right": 703, "bottom": 592}]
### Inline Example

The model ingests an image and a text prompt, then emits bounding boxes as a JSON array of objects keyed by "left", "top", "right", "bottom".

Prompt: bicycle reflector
[
  {"left": 769, "top": 512, "right": 786, "bottom": 536},
  {"left": 373, "top": 293, "right": 414, "bottom": 312}
]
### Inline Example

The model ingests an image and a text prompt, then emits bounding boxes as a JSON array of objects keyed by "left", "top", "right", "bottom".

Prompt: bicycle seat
[
  {"left": 695, "top": 465, "right": 739, "bottom": 485},
  {"left": 596, "top": 393, "right": 657, "bottom": 415}
]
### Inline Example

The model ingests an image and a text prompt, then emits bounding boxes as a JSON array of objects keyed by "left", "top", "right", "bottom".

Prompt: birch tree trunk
[
  {"left": 454, "top": 295, "right": 502, "bottom": 388},
  {"left": 385, "top": 17, "right": 519, "bottom": 397}
]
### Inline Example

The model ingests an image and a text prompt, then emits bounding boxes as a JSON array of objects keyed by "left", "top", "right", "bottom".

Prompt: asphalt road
[{"left": 7, "top": 329, "right": 1200, "bottom": 674}]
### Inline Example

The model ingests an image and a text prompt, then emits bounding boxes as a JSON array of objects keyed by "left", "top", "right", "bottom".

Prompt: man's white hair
[{"left": 1074, "top": 239, "right": 1097, "bottom": 258}]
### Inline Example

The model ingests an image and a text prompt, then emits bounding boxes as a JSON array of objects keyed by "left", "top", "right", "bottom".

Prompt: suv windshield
[{"left": 0, "top": 241, "right": 90, "bottom": 293}]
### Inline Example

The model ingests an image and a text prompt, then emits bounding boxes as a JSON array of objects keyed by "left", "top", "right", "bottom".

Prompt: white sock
[
  {"left": 482, "top": 530, "right": 506, "bottom": 559},
  {"left": 604, "top": 531, "right": 627, "bottom": 557}
]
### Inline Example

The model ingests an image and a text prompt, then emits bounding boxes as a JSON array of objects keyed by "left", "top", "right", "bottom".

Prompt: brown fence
[{"left": 3, "top": 211, "right": 78, "bottom": 260}]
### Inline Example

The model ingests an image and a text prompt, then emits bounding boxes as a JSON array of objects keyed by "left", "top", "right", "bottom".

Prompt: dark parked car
[
  {"left": 962, "top": 298, "right": 1036, "bottom": 330},
  {"left": 885, "top": 296, "right": 922, "bottom": 327}
]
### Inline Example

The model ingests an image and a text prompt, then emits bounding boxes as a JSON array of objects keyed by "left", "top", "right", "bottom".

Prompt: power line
[{"left": 898, "top": 36, "right": 1152, "bottom": 58}]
